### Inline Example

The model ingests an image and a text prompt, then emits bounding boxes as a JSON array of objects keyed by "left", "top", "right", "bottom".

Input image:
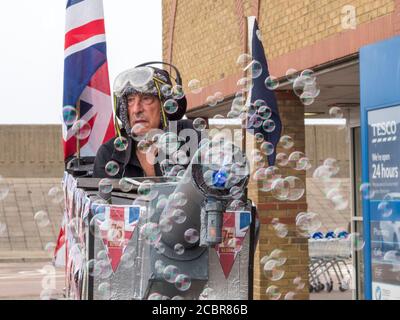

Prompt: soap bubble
[
  {"left": 34, "top": 211, "right": 50, "bottom": 228},
  {"left": 293, "top": 76, "right": 307, "bottom": 97},
  {"left": 98, "top": 178, "right": 113, "bottom": 194},
  {"left": 296, "top": 212, "right": 322, "bottom": 236},
  {"left": 288, "top": 151, "right": 306, "bottom": 170},
  {"left": 160, "top": 83, "right": 172, "bottom": 97},
  {"left": 271, "top": 178, "right": 289, "bottom": 200},
  {"left": 72, "top": 120, "right": 91, "bottom": 140},
  {"left": 184, "top": 228, "right": 200, "bottom": 244},
  {"left": 89, "top": 211, "right": 106, "bottom": 239},
  {"left": 266, "top": 285, "right": 281, "bottom": 300},
  {"left": 300, "top": 91, "right": 315, "bottom": 105},
  {"left": 155, "top": 260, "right": 166, "bottom": 274},
  {"left": 154, "top": 241, "right": 166, "bottom": 254},
  {"left": 188, "top": 79, "right": 202, "bottom": 94},
  {"left": 274, "top": 223, "right": 289, "bottom": 238},
  {"left": 284, "top": 292, "right": 296, "bottom": 300},
  {"left": 248, "top": 114, "right": 263, "bottom": 128},
  {"left": 158, "top": 132, "right": 180, "bottom": 155},
  {"left": 297, "top": 157, "right": 312, "bottom": 171},
  {"left": 138, "top": 180, "right": 158, "bottom": 201},
  {"left": 105, "top": 161, "right": 120, "bottom": 177},
  {"left": 40, "top": 289, "right": 58, "bottom": 300},
  {"left": 119, "top": 178, "right": 133, "bottom": 193},
  {"left": 230, "top": 186, "right": 243, "bottom": 199},
  {"left": 236, "top": 53, "right": 253, "bottom": 69},
  {"left": 360, "top": 183, "right": 375, "bottom": 200},
  {"left": 293, "top": 277, "right": 306, "bottom": 290},
  {"left": 214, "top": 91, "right": 224, "bottom": 103},
  {"left": 121, "top": 252, "right": 135, "bottom": 268},
  {"left": 323, "top": 158, "right": 340, "bottom": 175},
  {"left": 276, "top": 153, "right": 289, "bottom": 167},
  {"left": 174, "top": 243, "right": 185, "bottom": 255},
  {"left": 285, "top": 68, "right": 298, "bottom": 82},
  {"left": 172, "top": 209, "right": 187, "bottom": 224},
  {"left": 86, "top": 259, "right": 98, "bottom": 277},
  {"left": 0, "top": 176, "right": 10, "bottom": 201},
  {"left": 156, "top": 196, "right": 169, "bottom": 211},
  {"left": 262, "top": 119, "right": 276, "bottom": 132},
  {"left": 62, "top": 106, "right": 78, "bottom": 126},
  {"left": 261, "top": 166, "right": 282, "bottom": 192},
  {"left": 96, "top": 260, "right": 113, "bottom": 280},
  {"left": 98, "top": 282, "right": 111, "bottom": 300},
  {"left": 252, "top": 168, "right": 266, "bottom": 182},
  {"left": 206, "top": 95, "right": 218, "bottom": 107},
  {"left": 249, "top": 60, "right": 263, "bottom": 79},
  {"left": 169, "top": 192, "right": 187, "bottom": 207},
  {"left": 44, "top": 242, "right": 56, "bottom": 256},
  {"left": 114, "top": 136, "right": 129, "bottom": 151},
  {"left": 193, "top": 118, "right": 207, "bottom": 131},
  {"left": 279, "top": 135, "right": 294, "bottom": 149},
  {"left": 163, "top": 265, "right": 179, "bottom": 283},
  {"left": 265, "top": 76, "right": 279, "bottom": 90},
  {"left": 97, "top": 250, "right": 108, "bottom": 261},
  {"left": 172, "top": 295, "right": 185, "bottom": 300},
  {"left": 199, "top": 287, "right": 215, "bottom": 300},
  {"left": 255, "top": 132, "right": 265, "bottom": 143},
  {"left": 159, "top": 217, "right": 173, "bottom": 233},
  {"left": 329, "top": 106, "right": 344, "bottom": 119},
  {"left": 175, "top": 274, "right": 191, "bottom": 291},
  {"left": 285, "top": 176, "right": 305, "bottom": 201},
  {"left": 257, "top": 105, "right": 272, "bottom": 120},
  {"left": 139, "top": 222, "right": 161, "bottom": 245},
  {"left": 164, "top": 99, "right": 179, "bottom": 114},
  {"left": 148, "top": 292, "right": 163, "bottom": 300},
  {"left": 331, "top": 193, "right": 349, "bottom": 211},
  {"left": 378, "top": 200, "right": 393, "bottom": 218},
  {"left": 137, "top": 140, "right": 152, "bottom": 153},
  {"left": 300, "top": 69, "right": 316, "bottom": 84},
  {"left": 47, "top": 186, "right": 64, "bottom": 204},
  {"left": 131, "top": 123, "right": 147, "bottom": 136},
  {"left": 260, "top": 141, "right": 274, "bottom": 156},
  {"left": 349, "top": 232, "right": 365, "bottom": 251},
  {"left": 172, "top": 85, "right": 185, "bottom": 100}
]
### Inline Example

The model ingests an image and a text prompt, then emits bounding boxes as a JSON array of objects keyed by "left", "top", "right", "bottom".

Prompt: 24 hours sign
[{"left": 368, "top": 106, "right": 400, "bottom": 198}]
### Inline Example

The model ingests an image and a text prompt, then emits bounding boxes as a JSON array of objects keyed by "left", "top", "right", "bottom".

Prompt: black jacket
[{"left": 92, "top": 120, "right": 200, "bottom": 178}]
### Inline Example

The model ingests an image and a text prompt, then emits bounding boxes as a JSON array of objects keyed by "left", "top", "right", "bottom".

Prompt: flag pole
[
  {"left": 76, "top": 99, "right": 81, "bottom": 166},
  {"left": 242, "top": 16, "right": 248, "bottom": 160}
]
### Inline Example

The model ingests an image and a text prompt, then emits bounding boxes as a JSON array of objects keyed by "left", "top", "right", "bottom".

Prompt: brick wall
[
  {"left": 162, "top": 0, "right": 396, "bottom": 92},
  {"left": 247, "top": 91, "right": 309, "bottom": 299},
  {"left": 259, "top": 0, "right": 395, "bottom": 59}
]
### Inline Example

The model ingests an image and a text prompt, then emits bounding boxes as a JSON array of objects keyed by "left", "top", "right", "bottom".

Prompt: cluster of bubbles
[
  {"left": 313, "top": 158, "right": 349, "bottom": 211},
  {"left": 62, "top": 106, "right": 92, "bottom": 141},
  {"left": 286, "top": 68, "right": 321, "bottom": 106},
  {"left": 261, "top": 249, "right": 305, "bottom": 300},
  {"left": 206, "top": 92, "right": 225, "bottom": 107}
]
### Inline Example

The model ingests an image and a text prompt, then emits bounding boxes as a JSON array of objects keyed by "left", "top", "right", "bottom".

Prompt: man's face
[{"left": 127, "top": 93, "right": 161, "bottom": 136}]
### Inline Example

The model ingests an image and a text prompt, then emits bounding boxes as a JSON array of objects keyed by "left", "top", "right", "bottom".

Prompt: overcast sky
[{"left": 0, "top": 0, "right": 162, "bottom": 124}]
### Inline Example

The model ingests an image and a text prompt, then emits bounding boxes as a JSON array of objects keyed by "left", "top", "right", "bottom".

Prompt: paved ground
[
  {"left": 0, "top": 261, "right": 64, "bottom": 300},
  {"left": 0, "top": 178, "right": 64, "bottom": 251}
]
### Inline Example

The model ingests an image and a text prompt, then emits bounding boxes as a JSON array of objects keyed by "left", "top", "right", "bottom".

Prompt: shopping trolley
[{"left": 308, "top": 232, "right": 352, "bottom": 293}]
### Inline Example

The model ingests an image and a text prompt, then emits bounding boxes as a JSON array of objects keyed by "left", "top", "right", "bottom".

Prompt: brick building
[{"left": 162, "top": 0, "right": 400, "bottom": 300}]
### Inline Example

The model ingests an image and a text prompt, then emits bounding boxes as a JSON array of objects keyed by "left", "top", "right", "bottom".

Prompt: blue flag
[{"left": 246, "top": 17, "right": 282, "bottom": 166}]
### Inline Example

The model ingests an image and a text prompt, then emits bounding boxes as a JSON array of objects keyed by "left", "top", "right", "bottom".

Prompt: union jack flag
[{"left": 63, "top": 0, "right": 115, "bottom": 160}]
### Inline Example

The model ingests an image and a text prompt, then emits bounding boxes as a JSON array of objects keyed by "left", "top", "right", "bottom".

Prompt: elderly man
[{"left": 93, "top": 65, "right": 199, "bottom": 178}]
